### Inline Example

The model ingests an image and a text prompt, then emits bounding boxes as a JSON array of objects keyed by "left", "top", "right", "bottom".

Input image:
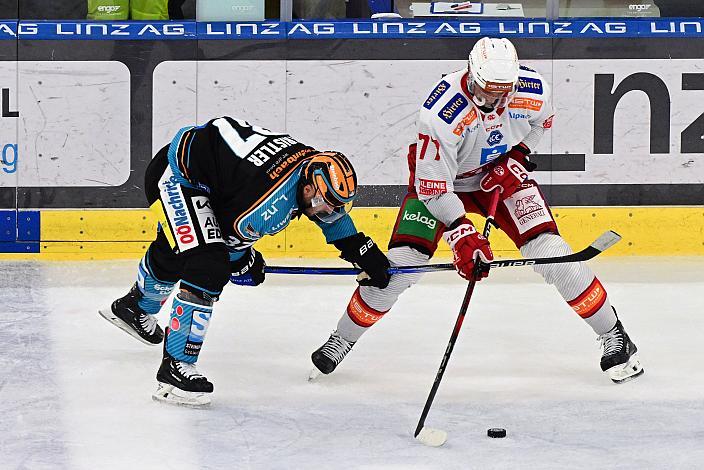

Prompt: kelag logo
[{"left": 1, "top": 87, "right": 18, "bottom": 174}]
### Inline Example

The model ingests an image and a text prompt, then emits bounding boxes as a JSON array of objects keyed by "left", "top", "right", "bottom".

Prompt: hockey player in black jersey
[{"left": 99, "top": 117, "right": 390, "bottom": 406}]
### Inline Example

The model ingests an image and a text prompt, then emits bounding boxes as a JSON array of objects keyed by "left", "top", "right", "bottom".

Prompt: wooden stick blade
[{"left": 415, "top": 427, "right": 448, "bottom": 447}]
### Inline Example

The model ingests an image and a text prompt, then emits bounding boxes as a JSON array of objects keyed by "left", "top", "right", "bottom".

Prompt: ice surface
[{"left": 2, "top": 257, "right": 703, "bottom": 469}]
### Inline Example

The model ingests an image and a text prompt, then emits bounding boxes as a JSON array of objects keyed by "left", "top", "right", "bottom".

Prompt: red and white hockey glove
[
  {"left": 442, "top": 218, "right": 493, "bottom": 281},
  {"left": 480, "top": 143, "right": 536, "bottom": 200}
]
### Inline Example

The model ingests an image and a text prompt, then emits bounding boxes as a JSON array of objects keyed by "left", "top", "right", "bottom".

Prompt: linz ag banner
[{"left": 0, "top": 19, "right": 704, "bottom": 40}]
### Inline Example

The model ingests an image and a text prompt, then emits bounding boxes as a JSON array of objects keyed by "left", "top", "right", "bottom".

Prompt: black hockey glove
[
  {"left": 334, "top": 232, "right": 390, "bottom": 289},
  {"left": 229, "top": 248, "right": 266, "bottom": 287}
]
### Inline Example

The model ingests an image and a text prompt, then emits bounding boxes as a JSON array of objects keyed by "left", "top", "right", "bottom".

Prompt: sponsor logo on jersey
[
  {"left": 517, "top": 76, "right": 543, "bottom": 95},
  {"left": 161, "top": 171, "right": 197, "bottom": 251},
  {"left": 418, "top": 178, "right": 447, "bottom": 196},
  {"left": 514, "top": 194, "right": 545, "bottom": 222},
  {"left": 485, "top": 123, "right": 503, "bottom": 131},
  {"left": 543, "top": 115, "right": 554, "bottom": 129},
  {"left": 423, "top": 80, "right": 450, "bottom": 110},
  {"left": 262, "top": 194, "right": 289, "bottom": 222},
  {"left": 192, "top": 196, "right": 223, "bottom": 244},
  {"left": 487, "top": 130, "right": 504, "bottom": 146},
  {"left": 402, "top": 210, "right": 437, "bottom": 230},
  {"left": 452, "top": 108, "right": 478, "bottom": 136},
  {"left": 487, "top": 113, "right": 496, "bottom": 121},
  {"left": 480, "top": 144, "right": 508, "bottom": 165},
  {"left": 269, "top": 209, "right": 295, "bottom": 234},
  {"left": 266, "top": 148, "right": 314, "bottom": 180},
  {"left": 438, "top": 93, "right": 469, "bottom": 124},
  {"left": 509, "top": 97, "right": 543, "bottom": 111},
  {"left": 519, "top": 65, "right": 536, "bottom": 73},
  {"left": 509, "top": 111, "right": 529, "bottom": 120}
]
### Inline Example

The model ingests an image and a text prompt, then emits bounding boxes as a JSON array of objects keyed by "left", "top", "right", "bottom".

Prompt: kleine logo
[{"left": 418, "top": 178, "right": 447, "bottom": 196}]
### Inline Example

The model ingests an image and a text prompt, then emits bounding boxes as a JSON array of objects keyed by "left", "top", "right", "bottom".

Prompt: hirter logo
[{"left": 418, "top": 178, "right": 447, "bottom": 196}]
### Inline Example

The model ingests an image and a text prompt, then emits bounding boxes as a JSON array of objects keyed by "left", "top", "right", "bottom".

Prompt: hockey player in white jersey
[{"left": 311, "top": 37, "right": 643, "bottom": 384}]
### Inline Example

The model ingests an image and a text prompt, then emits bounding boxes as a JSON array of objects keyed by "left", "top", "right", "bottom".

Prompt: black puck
[{"left": 487, "top": 428, "right": 507, "bottom": 438}]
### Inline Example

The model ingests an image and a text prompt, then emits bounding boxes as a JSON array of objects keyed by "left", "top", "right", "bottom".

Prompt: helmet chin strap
[
  {"left": 467, "top": 75, "right": 498, "bottom": 112},
  {"left": 470, "top": 92, "right": 499, "bottom": 113}
]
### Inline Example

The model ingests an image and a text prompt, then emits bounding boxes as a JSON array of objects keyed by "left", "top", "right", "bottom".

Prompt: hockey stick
[
  {"left": 413, "top": 189, "right": 501, "bottom": 448},
  {"left": 264, "top": 230, "right": 621, "bottom": 276}
]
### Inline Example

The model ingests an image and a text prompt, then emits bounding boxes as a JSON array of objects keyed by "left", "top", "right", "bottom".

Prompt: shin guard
[
  {"left": 165, "top": 293, "right": 213, "bottom": 363},
  {"left": 136, "top": 256, "right": 176, "bottom": 315}
]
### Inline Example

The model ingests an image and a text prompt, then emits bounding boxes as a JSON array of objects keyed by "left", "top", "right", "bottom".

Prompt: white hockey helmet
[{"left": 467, "top": 37, "right": 520, "bottom": 110}]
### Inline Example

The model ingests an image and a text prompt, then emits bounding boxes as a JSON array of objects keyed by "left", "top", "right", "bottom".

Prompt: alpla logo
[
  {"left": 97, "top": 5, "right": 122, "bottom": 13},
  {"left": 403, "top": 211, "right": 437, "bottom": 230}
]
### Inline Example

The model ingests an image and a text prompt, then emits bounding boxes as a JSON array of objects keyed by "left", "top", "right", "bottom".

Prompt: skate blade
[
  {"left": 607, "top": 354, "right": 644, "bottom": 384},
  {"left": 152, "top": 382, "right": 211, "bottom": 407},
  {"left": 98, "top": 307, "right": 159, "bottom": 347},
  {"left": 308, "top": 368, "right": 322, "bottom": 382}
]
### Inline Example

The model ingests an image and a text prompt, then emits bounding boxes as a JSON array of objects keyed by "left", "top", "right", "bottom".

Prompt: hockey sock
[
  {"left": 567, "top": 278, "right": 617, "bottom": 335},
  {"left": 336, "top": 246, "right": 428, "bottom": 342},
  {"left": 165, "top": 290, "right": 213, "bottom": 363},
  {"left": 520, "top": 233, "right": 617, "bottom": 334},
  {"left": 136, "top": 255, "right": 176, "bottom": 314}
]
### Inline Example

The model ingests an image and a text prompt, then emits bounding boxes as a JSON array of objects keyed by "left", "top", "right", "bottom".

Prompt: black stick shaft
[
  {"left": 265, "top": 230, "right": 620, "bottom": 276},
  {"left": 414, "top": 190, "right": 501, "bottom": 438}
]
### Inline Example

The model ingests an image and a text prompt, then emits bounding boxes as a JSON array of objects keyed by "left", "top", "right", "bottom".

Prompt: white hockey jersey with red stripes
[{"left": 413, "top": 66, "right": 554, "bottom": 199}]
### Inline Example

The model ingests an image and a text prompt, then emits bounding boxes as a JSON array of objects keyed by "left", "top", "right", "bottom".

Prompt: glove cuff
[
  {"left": 230, "top": 248, "right": 254, "bottom": 276},
  {"left": 333, "top": 232, "right": 367, "bottom": 262},
  {"left": 512, "top": 142, "right": 531, "bottom": 156},
  {"left": 445, "top": 216, "right": 472, "bottom": 232}
]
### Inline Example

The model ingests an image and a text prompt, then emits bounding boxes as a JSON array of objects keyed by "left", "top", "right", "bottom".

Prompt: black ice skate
[
  {"left": 598, "top": 312, "right": 644, "bottom": 384},
  {"left": 309, "top": 331, "right": 356, "bottom": 380},
  {"left": 153, "top": 336, "right": 213, "bottom": 407},
  {"left": 98, "top": 283, "right": 164, "bottom": 346}
]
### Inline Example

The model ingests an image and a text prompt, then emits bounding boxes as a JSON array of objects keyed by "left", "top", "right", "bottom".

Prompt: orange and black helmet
[{"left": 302, "top": 151, "right": 357, "bottom": 207}]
